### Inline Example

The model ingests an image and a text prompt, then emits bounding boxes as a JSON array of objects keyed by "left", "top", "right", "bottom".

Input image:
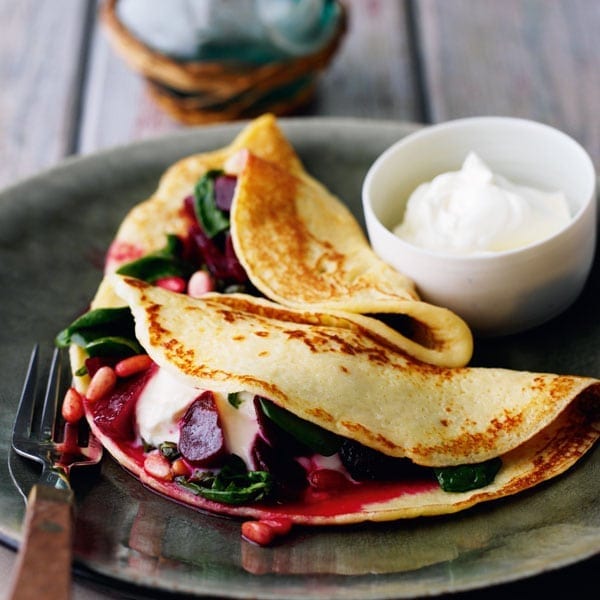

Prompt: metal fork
[{"left": 8, "top": 345, "right": 103, "bottom": 600}]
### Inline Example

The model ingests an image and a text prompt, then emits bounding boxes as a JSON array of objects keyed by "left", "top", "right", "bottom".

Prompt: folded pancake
[
  {"left": 230, "top": 151, "right": 473, "bottom": 367},
  {"left": 74, "top": 274, "right": 599, "bottom": 525},
  {"left": 98, "top": 114, "right": 303, "bottom": 285},
  {"left": 113, "top": 275, "right": 600, "bottom": 466},
  {"left": 94, "top": 113, "right": 472, "bottom": 368}
]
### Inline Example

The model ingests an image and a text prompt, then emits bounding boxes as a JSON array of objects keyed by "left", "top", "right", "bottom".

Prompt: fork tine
[
  {"left": 12, "top": 344, "right": 40, "bottom": 444},
  {"left": 39, "top": 347, "right": 62, "bottom": 442}
]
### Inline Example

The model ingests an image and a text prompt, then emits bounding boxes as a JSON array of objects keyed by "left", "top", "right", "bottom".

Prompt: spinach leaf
[
  {"left": 175, "top": 455, "right": 271, "bottom": 505},
  {"left": 56, "top": 305, "right": 143, "bottom": 359},
  {"left": 227, "top": 392, "right": 243, "bottom": 409},
  {"left": 258, "top": 398, "right": 343, "bottom": 457},
  {"left": 116, "top": 234, "right": 192, "bottom": 282},
  {"left": 194, "top": 170, "right": 230, "bottom": 238},
  {"left": 434, "top": 457, "right": 502, "bottom": 492},
  {"left": 55, "top": 306, "right": 134, "bottom": 347},
  {"left": 159, "top": 441, "right": 181, "bottom": 461},
  {"left": 78, "top": 335, "right": 144, "bottom": 358},
  {"left": 55, "top": 306, "right": 141, "bottom": 359}
]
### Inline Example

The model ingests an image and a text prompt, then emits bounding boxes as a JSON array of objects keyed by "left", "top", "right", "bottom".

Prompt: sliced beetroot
[
  {"left": 187, "top": 224, "right": 247, "bottom": 284},
  {"left": 214, "top": 175, "right": 237, "bottom": 211},
  {"left": 188, "top": 223, "right": 229, "bottom": 279},
  {"left": 224, "top": 232, "right": 248, "bottom": 283},
  {"left": 178, "top": 391, "right": 225, "bottom": 466},
  {"left": 182, "top": 194, "right": 196, "bottom": 221},
  {"left": 85, "top": 356, "right": 119, "bottom": 378},
  {"left": 90, "top": 364, "right": 156, "bottom": 440},
  {"left": 183, "top": 190, "right": 248, "bottom": 285},
  {"left": 251, "top": 436, "right": 307, "bottom": 500}
]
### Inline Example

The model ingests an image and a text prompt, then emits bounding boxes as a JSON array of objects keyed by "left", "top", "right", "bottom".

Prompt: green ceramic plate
[{"left": 0, "top": 118, "right": 598, "bottom": 599}]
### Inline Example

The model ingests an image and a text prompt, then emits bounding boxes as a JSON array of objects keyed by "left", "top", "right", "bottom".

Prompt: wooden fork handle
[{"left": 8, "top": 484, "right": 74, "bottom": 600}]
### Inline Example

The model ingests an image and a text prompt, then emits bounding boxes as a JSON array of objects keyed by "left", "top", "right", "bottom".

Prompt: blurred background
[{"left": 0, "top": 0, "right": 598, "bottom": 188}]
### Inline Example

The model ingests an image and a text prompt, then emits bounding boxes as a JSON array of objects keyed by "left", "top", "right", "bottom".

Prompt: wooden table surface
[
  {"left": 1, "top": 1, "right": 599, "bottom": 599},
  {"left": 1, "top": 0, "right": 598, "bottom": 189}
]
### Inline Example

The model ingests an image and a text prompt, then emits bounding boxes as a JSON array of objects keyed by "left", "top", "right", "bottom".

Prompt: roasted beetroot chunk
[
  {"left": 214, "top": 174, "right": 237, "bottom": 211},
  {"left": 85, "top": 356, "right": 119, "bottom": 378},
  {"left": 251, "top": 436, "right": 307, "bottom": 500},
  {"left": 89, "top": 365, "right": 155, "bottom": 440},
  {"left": 183, "top": 192, "right": 248, "bottom": 287},
  {"left": 179, "top": 391, "right": 226, "bottom": 466}
]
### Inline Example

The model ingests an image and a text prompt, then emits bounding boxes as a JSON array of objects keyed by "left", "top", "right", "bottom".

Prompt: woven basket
[{"left": 100, "top": 0, "right": 347, "bottom": 124}]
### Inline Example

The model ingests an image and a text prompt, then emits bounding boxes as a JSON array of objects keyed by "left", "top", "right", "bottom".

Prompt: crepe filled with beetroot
[
  {"left": 55, "top": 114, "right": 599, "bottom": 533},
  {"left": 57, "top": 274, "right": 599, "bottom": 526},
  {"left": 93, "top": 113, "right": 473, "bottom": 368}
]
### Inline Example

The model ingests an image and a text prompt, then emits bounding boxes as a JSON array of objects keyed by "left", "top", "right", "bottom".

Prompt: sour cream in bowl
[{"left": 362, "top": 117, "right": 597, "bottom": 337}]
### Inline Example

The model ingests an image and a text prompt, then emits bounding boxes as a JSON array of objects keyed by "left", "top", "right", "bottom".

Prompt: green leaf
[
  {"left": 159, "top": 441, "right": 181, "bottom": 461},
  {"left": 82, "top": 336, "right": 144, "bottom": 358},
  {"left": 54, "top": 306, "right": 139, "bottom": 348},
  {"left": 175, "top": 455, "right": 272, "bottom": 505},
  {"left": 55, "top": 307, "right": 134, "bottom": 347},
  {"left": 434, "top": 457, "right": 502, "bottom": 492},
  {"left": 227, "top": 392, "right": 243, "bottom": 409},
  {"left": 116, "top": 234, "right": 192, "bottom": 283},
  {"left": 258, "top": 398, "right": 342, "bottom": 457},
  {"left": 116, "top": 257, "right": 185, "bottom": 282},
  {"left": 194, "top": 170, "right": 230, "bottom": 238},
  {"left": 55, "top": 328, "right": 71, "bottom": 348},
  {"left": 56, "top": 306, "right": 141, "bottom": 359}
]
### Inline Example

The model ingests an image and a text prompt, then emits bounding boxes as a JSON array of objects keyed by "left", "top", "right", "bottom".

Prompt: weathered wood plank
[
  {"left": 0, "top": 0, "right": 91, "bottom": 188},
  {"left": 309, "top": 0, "right": 420, "bottom": 120},
  {"left": 77, "top": 0, "right": 182, "bottom": 155},
  {"left": 415, "top": 0, "right": 600, "bottom": 168}
]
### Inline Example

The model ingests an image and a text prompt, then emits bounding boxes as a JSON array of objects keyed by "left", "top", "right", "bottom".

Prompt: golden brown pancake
[
  {"left": 231, "top": 151, "right": 473, "bottom": 367},
  {"left": 64, "top": 114, "right": 599, "bottom": 526},
  {"left": 74, "top": 274, "right": 599, "bottom": 525},
  {"left": 100, "top": 114, "right": 303, "bottom": 277},
  {"left": 114, "top": 276, "right": 600, "bottom": 467},
  {"left": 94, "top": 113, "right": 472, "bottom": 367}
]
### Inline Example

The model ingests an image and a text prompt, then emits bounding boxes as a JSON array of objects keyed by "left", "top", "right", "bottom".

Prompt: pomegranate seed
[
  {"left": 187, "top": 270, "right": 215, "bottom": 298},
  {"left": 115, "top": 354, "right": 153, "bottom": 378},
  {"left": 241, "top": 521, "right": 275, "bottom": 546},
  {"left": 86, "top": 365, "right": 117, "bottom": 403},
  {"left": 155, "top": 276, "right": 187, "bottom": 293},
  {"left": 143, "top": 452, "right": 173, "bottom": 481},
  {"left": 61, "top": 387, "right": 85, "bottom": 424},
  {"left": 308, "top": 468, "right": 350, "bottom": 491},
  {"left": 171, "top": 458, "right": 191, "bottom": 477},
  {"left": 260, "top": 517, "right": 293, "bottom": 536}
]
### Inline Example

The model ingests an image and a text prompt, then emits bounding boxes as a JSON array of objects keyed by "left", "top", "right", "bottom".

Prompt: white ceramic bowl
[{"left": 362, "top": 117, "right": 597, "bottom": 337}]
